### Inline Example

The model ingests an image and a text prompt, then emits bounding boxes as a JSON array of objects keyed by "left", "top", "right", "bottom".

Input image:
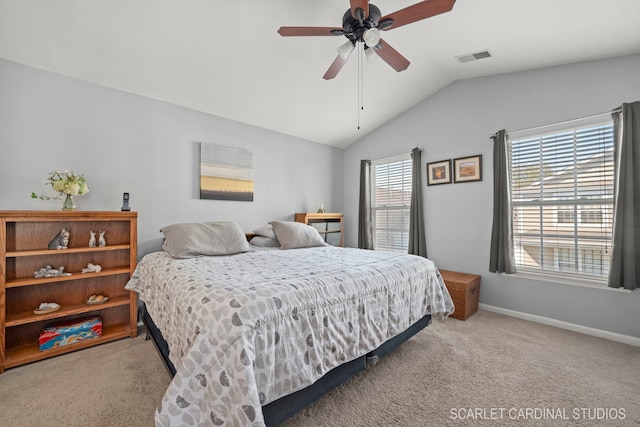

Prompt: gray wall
[
  {"left": 343, "top": 54, "right": 640, "bottom": 339},
  {"left": 2, "top": 55, "right": 639, "bottom": 340},
  {"left": 0, "top": 59, "right": 343, "bottom": 256}
]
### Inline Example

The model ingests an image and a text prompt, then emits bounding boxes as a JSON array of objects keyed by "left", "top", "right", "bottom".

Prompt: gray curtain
[
  {"left": 358, "top": 159, "right": 373, "bottom": 249},
  {"left": 608, "top": 101, "right": 640, "bottom": 290},
  {"left": 408, "top": 147, "right": 427, "bottom": 257},
  {"left": 489, "top": 129, "right": 516, "bottom": 273}
]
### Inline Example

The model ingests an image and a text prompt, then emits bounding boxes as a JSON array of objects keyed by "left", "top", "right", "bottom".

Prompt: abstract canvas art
[{"left": 200, "top": 143, "right": 254, "bottom": 201}]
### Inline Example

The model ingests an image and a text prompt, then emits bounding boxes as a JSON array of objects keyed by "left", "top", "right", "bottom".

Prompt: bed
[{"left": 126, "top": 221, "right": 454, "bottom": 426}]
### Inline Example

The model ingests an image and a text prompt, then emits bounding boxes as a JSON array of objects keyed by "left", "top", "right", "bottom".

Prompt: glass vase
[{"left": 62, "top": 194, "right": 76, "bottom": 211}]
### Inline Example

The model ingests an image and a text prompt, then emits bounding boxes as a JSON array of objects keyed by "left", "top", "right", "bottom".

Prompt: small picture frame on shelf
[
  {"left": 426, "top": 159, "right": 452, "bottom": 186},
  {"left": 453, "top": 154, "right": 483, "bottom": 183}
]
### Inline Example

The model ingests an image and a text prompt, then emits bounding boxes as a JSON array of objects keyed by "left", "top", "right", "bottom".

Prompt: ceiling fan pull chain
[
  {"left": 361, "top": 42, "right": 365, "bottom": 112},
  {"left": 357, "top": 41, "right": 363, "bottom": 130}
]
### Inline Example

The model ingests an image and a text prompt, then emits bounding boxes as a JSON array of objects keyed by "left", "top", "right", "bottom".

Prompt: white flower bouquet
[{"left": 32, "top": 170, "right": 89, "bottom": 210}]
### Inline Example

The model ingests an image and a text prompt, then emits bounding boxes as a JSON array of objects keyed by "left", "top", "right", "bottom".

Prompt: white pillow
[
  {"left": 252, "top": 225, "right": 277, "bottom": 239},
  {"left": 160, "top": 221, "right": 252, "bottom": 258},
  {"left": 249, "top": 235, "right": 281, "bottom": 247},
  {"left": 269, "top": 220, "right": 329, "bottom": 249}
]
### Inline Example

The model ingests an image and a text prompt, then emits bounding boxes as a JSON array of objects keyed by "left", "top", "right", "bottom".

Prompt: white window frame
[
  {"left": 556, "top": 208, "right": 575, "bottom": 224},
  {"left": 371, "top": 154, "right": 412, "bottom": 253},
  {"left": 580, "top": 207, "right": 604, "bottom": 225},
  {"left": 509, "top": 117, "right": 615, "bottom": 285}
]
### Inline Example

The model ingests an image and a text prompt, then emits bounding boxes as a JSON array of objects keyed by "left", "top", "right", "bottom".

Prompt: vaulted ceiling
[{"left": 1, "top": 0, "right": 639, "bottom": 148}]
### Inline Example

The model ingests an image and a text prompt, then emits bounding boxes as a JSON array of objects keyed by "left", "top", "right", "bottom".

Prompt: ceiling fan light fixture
[
  {"left": 337, "top": 40, "right": 355, "bottom": 59},
  {"left": 278, "top": 0, "right": 457, "bottom": 79},
  {"left": 363, "top": 28, "right": 380, "bottom": 48}
]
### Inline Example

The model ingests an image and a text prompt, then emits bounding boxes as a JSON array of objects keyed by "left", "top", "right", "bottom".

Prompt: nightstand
[
  {"left": 439, "top": 269, "right": 481, "bottom": 321},
  {"left": 294, "top": 213, "right": 343, "bottom": 247}
]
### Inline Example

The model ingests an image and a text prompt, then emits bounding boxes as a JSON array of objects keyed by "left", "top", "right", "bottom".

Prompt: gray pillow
[
  {"left": 249, "top": 235, "right": 281, "bottom": 247},
  {"left": 161, "top": 221, "right": 252, "bottom": 258},
  {"left": 269, "top": 220, "right": 329, "bottom": 249},
  {"left": 252, "top": 225, "right": 277, "bottom": 239}
]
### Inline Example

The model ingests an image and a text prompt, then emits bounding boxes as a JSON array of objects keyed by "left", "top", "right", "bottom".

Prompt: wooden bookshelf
[{"left": 0, "top": 211, "right": 138, "bottom": 373}]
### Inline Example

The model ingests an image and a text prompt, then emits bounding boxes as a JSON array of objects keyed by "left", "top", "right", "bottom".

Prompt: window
[
  {"left": 371, "top": 154, "right": 412, "bottom": 252},
  {"left": 556, "top": 209, "right": 575, "bottom": 224},
  {"left": 582, "top": 249, "right": 607, "bottom": 275},
  {"left": 557, "top": 247, "right": 575, "bottom": 272},
  {"left": 510, "top": 118, "right": 614, "bottom": 281},
  {"left": 580, "top": 208, "right": 603, "bottom": 224}
]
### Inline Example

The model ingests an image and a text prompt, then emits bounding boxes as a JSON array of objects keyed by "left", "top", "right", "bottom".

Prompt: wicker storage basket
[{"left": 439, "top": 270, "right": 480, "bottom": 321}]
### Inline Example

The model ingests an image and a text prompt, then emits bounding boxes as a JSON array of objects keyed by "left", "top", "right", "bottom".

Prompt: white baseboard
[{"left": 478, "top": 303, "right": 640, "bottom": 347}]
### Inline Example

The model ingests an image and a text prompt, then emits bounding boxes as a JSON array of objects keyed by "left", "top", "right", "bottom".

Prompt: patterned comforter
[{"left": 126, "top": 246, "right": 454, "bottom": 426}]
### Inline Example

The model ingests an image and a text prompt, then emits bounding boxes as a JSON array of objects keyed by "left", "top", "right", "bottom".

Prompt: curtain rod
[
  {"left": 372, "top": 148, "right": 421, "bottom": 164},
  {"left": 488, "top": 108, "right": 622, "bottom": 139}
]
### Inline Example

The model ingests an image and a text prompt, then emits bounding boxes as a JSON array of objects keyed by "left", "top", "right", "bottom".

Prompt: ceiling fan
[{"left": 277, "top": 0, "right": 456, "bottom": 80}]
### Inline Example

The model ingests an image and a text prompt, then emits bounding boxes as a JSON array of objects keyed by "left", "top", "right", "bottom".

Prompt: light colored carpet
[
  {"left": 1, "top": 311, "right": 638, "bottom": 426},
  {"left": 0, "top": 326, "right": 168, "bottom": 427}
]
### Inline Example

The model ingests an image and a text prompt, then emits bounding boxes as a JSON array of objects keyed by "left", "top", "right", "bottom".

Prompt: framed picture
[
  {"left": 200, "top": 142, "right": 254, "bottom": 201},
  {"left": 453, "top": 154, "right": 482, "bottom": 183},
  {"left": 426, "top": 159, "right": 452, "bottom": 186}
]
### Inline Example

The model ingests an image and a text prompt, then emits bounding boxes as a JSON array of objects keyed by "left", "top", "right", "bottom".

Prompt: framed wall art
[
  {"left": 426, "top": 159, "right": 452, "bottom": 186},
  {"left": 200, "top": 142, "right": 254, "bottom": 201},
  {"left": 453, "top": 154, "right": 482, "bottom": 183}
]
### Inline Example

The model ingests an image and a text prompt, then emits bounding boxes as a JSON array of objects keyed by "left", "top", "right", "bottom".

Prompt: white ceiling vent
[{"left": 456, "top": 50, "right": 492, "bottom": 63}]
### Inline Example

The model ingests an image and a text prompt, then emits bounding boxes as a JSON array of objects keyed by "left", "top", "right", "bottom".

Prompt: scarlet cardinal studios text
[{"left": 449, "top": 407, "right": 626, "bottom": 421}]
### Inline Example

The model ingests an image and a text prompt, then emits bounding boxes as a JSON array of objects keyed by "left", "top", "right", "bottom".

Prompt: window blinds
[
  {"left": 372, "top": 156, "right": 412, "bottom": 252},
  {"left": 510, "top": 121, "right": 614, "bottom": 278}
]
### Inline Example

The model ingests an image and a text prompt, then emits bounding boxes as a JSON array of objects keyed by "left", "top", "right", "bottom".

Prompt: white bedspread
[{"left": 126, "top": 246, "right": 454, "bottom": 426}]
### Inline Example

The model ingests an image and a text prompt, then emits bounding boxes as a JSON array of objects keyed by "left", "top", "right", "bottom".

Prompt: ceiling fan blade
[
  {"left": 323, "top": 55, "right": 348, "bottom": 80},
  {"left": 278, "top": 26, "right": 344, "bottom": 37},
  {"left": 350, "top": 0, "right": 369, "bottom": 19},
  {"left": 380, "top": 0, "right": 456, "bottom": 31},
  {"left": 374, "top": 39, "right": 410, "bottom": 72}
]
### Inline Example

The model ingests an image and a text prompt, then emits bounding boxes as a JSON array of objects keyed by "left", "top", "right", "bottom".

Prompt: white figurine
[
  {"left": 89, "top": 230, "right": 96, "bottom": 247},
  {"left": 98, "top": 230, "right": 106, "bottom": 247},
  {"left": 81, "top": 263, "right": 102, "bottom": 273}
]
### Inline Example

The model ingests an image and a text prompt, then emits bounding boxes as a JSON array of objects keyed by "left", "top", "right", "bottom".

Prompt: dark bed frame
[{"left": 142, "top": 304, "right": 432, "bottom": 426}]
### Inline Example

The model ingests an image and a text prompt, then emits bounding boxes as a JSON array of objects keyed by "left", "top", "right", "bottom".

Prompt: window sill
[{"left": 505, "top": 270, "right": 632, "bottom": 293}]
